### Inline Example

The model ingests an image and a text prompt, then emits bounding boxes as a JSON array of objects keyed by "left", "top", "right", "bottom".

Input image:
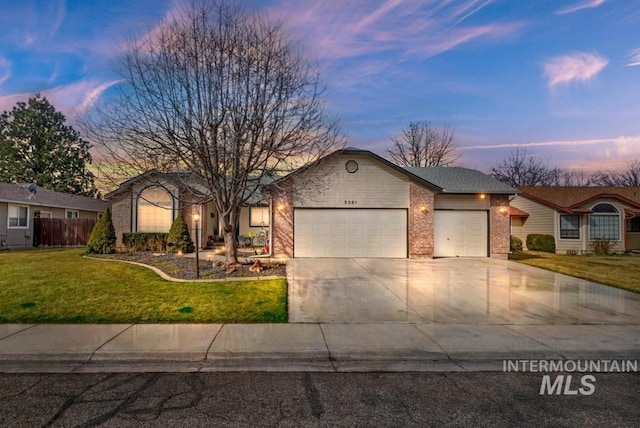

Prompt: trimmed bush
[
  {"left": 510, "top": 235, "right": 523, "bottom": 252},
  {"left": 526, "top": 234, "right": 556, "bottom": 253},
  {"left": 167, "top": 212, "right": 195, "bottom": 253},
  {"left": 122, "top": 233, "right": 168, "bottom": 252},
  {"left": 84, "top": 208, "right": 116, "bottom": 254}
]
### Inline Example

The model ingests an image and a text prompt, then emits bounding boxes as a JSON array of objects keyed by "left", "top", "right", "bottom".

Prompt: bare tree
[
  {"left": 550, "top": 169, "right": 597, "bottom": 186},
  {"left": 591, "top": 160, "right": 640, "bottom": 186},
  {"left": 490, "top": 149, "right": 559, "bottom": 187},
  {"left": 90, "top": 0, "right": 342, "bottom": 263},
  {"left": 387, "top": 121, "right": 459, "bottom": 167}
]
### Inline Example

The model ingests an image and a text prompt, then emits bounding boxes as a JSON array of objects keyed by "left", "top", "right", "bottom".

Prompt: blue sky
[{"left": 1, "top": 0, "right": 640, "bottom": 173}]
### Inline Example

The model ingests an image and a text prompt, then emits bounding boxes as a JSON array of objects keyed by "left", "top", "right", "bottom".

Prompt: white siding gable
[
  {"left": 510, "top": 196, "right": 555, "bottom": 249},
  {"left": 294, "top": 155, "right": 410, "bottom": 208}
]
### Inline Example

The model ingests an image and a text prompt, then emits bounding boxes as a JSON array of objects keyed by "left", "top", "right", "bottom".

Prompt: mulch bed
[{"left": 94, "top": 252, "right": 286, "bottom": 280}]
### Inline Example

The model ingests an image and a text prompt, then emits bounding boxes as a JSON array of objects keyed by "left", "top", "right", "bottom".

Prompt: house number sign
[{"left": 344, "top": 200, "right": 358, "bottom": 205}]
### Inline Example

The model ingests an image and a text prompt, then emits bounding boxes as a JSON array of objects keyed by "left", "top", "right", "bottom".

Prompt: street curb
[{"left": 2, "top": 351, "right": 639, "bottom": 374}]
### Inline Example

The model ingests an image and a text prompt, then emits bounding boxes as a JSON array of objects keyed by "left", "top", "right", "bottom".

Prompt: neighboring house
[
  {"left": 105, "top": 171, "right": 269, "bottom": 249},
  {"left": 510, "top": 186, "right": 640, "bottom": 254},
  {"left": 267, "top": 148, "right": 516, "bottom": 259},
  {"left": 0, "top": 183, "right": 109, "bottom": 248}
]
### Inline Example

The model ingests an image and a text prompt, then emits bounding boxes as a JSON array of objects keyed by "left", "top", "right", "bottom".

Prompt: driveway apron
[{"left": 287, "top": 258, "right": 640, "bottom": 325}]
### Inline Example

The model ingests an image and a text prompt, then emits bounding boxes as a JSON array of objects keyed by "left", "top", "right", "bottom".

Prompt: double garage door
[
  {"left": 294, "top": 209, "right": 407, "bottom": 258},
  {"left": 293, "top": 208, "right": 488, "bottom": 258}
]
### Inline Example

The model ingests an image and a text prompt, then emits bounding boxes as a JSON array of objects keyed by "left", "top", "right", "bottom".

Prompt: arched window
[
  {"left": 137, "top": 187, "right": 173, "bottom": 232},
  {"left": 589, "top": 203, "right": 619, "bottom": 240},
  {"left": 592, "top": 203, "right": 618, "bottom": 213}
]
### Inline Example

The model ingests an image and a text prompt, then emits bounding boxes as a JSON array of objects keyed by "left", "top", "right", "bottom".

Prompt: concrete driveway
[{"left": 287, "top": 258, "right": 640, "bottom": 324}]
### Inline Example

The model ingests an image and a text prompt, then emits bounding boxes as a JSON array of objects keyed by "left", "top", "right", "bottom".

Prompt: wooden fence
[{"left": 33, "top": 218, "right": 97, "bottom": 247}]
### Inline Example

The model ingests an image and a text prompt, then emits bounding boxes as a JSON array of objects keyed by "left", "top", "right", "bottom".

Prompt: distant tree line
[
  {"left": 489, "top": 149, "right": 640, "bottom": 187},
  {"left": 386, "top": 122, "right": 639, "bottom": 187}
]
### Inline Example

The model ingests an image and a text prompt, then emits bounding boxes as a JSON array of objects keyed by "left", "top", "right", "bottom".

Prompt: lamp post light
[{"left": 193, "top": 212, "right": 200, "bottom": 279}]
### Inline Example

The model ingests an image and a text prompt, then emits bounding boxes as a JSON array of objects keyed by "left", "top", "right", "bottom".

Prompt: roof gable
[
  {"left": 517, "top": 186, "right": 640, "bottom": 212},
  {"left": 268, "top": 148, "right": 516, "bottom": 195}
]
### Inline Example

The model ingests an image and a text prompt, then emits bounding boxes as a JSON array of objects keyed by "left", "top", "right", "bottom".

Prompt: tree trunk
[{"left": 223, "top": 229, "right": 239, "bottom": 264}]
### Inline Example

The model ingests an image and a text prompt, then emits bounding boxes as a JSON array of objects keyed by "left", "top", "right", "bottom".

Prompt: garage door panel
[
  {"left": 434, "top": 210, "right": 487, "bottom": 257},
  {"left": 294, "top": 209, "right": 407, "bottom": 258}
]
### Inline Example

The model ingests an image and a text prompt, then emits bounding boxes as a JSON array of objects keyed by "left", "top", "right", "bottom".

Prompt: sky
[{"left": 1, "top": 0, "right": 640, "bottom": 175}]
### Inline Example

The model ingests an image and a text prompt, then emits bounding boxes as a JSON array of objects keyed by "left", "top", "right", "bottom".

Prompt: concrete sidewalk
[{"left": 1, "top": 322, "right": 638, "bottom": 373}]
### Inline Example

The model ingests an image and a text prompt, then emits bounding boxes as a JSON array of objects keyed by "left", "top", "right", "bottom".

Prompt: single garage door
[
  {"left": 434, "top": 210, "right": 488, "bottom": 257},
  {"left": 294, "top": 209, "right": 407, "bottom": 258}
]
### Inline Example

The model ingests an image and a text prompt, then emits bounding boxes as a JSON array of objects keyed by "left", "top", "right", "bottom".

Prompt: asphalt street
[{"left": 1, "top": 372, "right": 638, "bottom": 427}]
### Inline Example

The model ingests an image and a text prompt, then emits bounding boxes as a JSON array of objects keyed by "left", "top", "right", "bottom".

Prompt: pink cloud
[
  {"left": 555, "top": 0, "right": 607, "bottom": 15},
  {"left": 0, "top": 79, "right": 121, "bottom": 120},
  {"left": 264, "top": 0, "right": 521, "bottom": 61},
  {"left": 462, "top": 134, "right": 640, "bottom": 172},
  {"left": 543, "top": 52, "right": 607, "bottom": 87}
]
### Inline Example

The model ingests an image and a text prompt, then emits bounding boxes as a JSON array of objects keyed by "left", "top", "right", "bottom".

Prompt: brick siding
[{"left": 409, "top": 183, "right": 435, "bottom": 257}]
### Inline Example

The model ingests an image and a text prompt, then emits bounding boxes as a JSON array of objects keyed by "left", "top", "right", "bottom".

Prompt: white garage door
[
  {"left": 434, "top": 210, "right": 488, "bottom": 257},
  {"left": 294, "top": 209, "right": 407, "bottom": 258}
]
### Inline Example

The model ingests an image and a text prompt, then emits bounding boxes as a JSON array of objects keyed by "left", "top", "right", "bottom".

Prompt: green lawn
[
  {"left": 509, "top": 251, "right": 640, "bottom": 294},
  {"left": 0, "top": 249, "right": 287, "bottom": 323}
]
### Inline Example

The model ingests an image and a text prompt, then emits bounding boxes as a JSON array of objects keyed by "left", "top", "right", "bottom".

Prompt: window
[
  {"left": 628, "top": 217, "right": 640, "bottom": 233},
  {"left": 589, "top": 203, "right": 619, "bottom": 240},
  {"left": 66, "top": 210, "right": 79, "bottom": 219},
  {"left": 560, "top": 215, "right": 580, "bottom": 239},
  {"left": 249, "top": 206, "right": 270, "bottom": 227},
  {"left": 8, "top": 205, "right": 28, "bottom": 228},
  {"left": 137, "top": 187, "right": 173, "bottom": 232}
]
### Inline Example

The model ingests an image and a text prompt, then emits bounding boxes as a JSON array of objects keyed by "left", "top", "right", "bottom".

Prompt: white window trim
[
  {"left": 8, "top": 204, "right": 29, "bottom": 229},
  {"left": 559, "top": 214, "right": 581, "bottom": 240},
  {"left": 65, "top": 209, "right": 80, "bottom": 219},
  {"left": 136, "top": 186, "right": 174, "bottom": 233},
  {"left": 588, "top": 203, "right": 621, "bottom": 241}
]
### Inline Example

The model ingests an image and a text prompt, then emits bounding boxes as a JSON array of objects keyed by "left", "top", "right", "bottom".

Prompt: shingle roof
[
  {"left": 105, "top": 171, "right": 273, "bottom": 206},
  {"left": 0, "top": 183, "right": 109, "bottom": 212},
  {"left": 509, "top": 206, "right": 530, "bottom": 217},
  {"left": 405, "top": 167, "right": 517, "bottom": 194},
  {"left": 517, "top": 186, "right": 640, "bottom": 210}
]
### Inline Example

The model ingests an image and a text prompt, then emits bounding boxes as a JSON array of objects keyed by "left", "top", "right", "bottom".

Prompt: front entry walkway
[{"left": 287, "top": 258, "right": 640, "bottom": 324}]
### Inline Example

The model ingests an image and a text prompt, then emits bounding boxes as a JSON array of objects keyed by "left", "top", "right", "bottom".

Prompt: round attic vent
[{"left": 345, "top": 160, "right": 358, "bottom": 173}]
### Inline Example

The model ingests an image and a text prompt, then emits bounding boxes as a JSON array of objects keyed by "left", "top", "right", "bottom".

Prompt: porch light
[
  {"left": 419, "top": 205, "right": 428, "bottom": 214},
  {"left": 277, "top": 204, "right": 286, "bottom": 213},
  {"left": 479, "top": 194, "right": 486, "bottom": 200},
  {"left": 499, "top": 206, "right": 509, "bottom": 216}
]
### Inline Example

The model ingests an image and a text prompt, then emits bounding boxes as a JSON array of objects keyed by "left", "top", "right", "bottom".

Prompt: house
[
  {"left": 107, "top": 149, "right": 516, "bottom": 258},
  {"left": 510, "top": 186, "right": 640, "bottom": 254},
  {"left": 267, "top": 148, "right": 516, "bottom": 259},
  {"left": 105, "top": 171, "right": 269, "bottom": 249},
  {"left": 0, "top": 183, "right": 109, "bottom": 248}
]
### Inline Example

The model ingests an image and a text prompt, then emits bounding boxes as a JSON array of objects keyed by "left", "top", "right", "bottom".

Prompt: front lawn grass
[
  {"left": 509, "top": 251, "right": 640, "bottom": 294},
  {"left": 0, "top": 249, "right": 287, "bottom": 323}
]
